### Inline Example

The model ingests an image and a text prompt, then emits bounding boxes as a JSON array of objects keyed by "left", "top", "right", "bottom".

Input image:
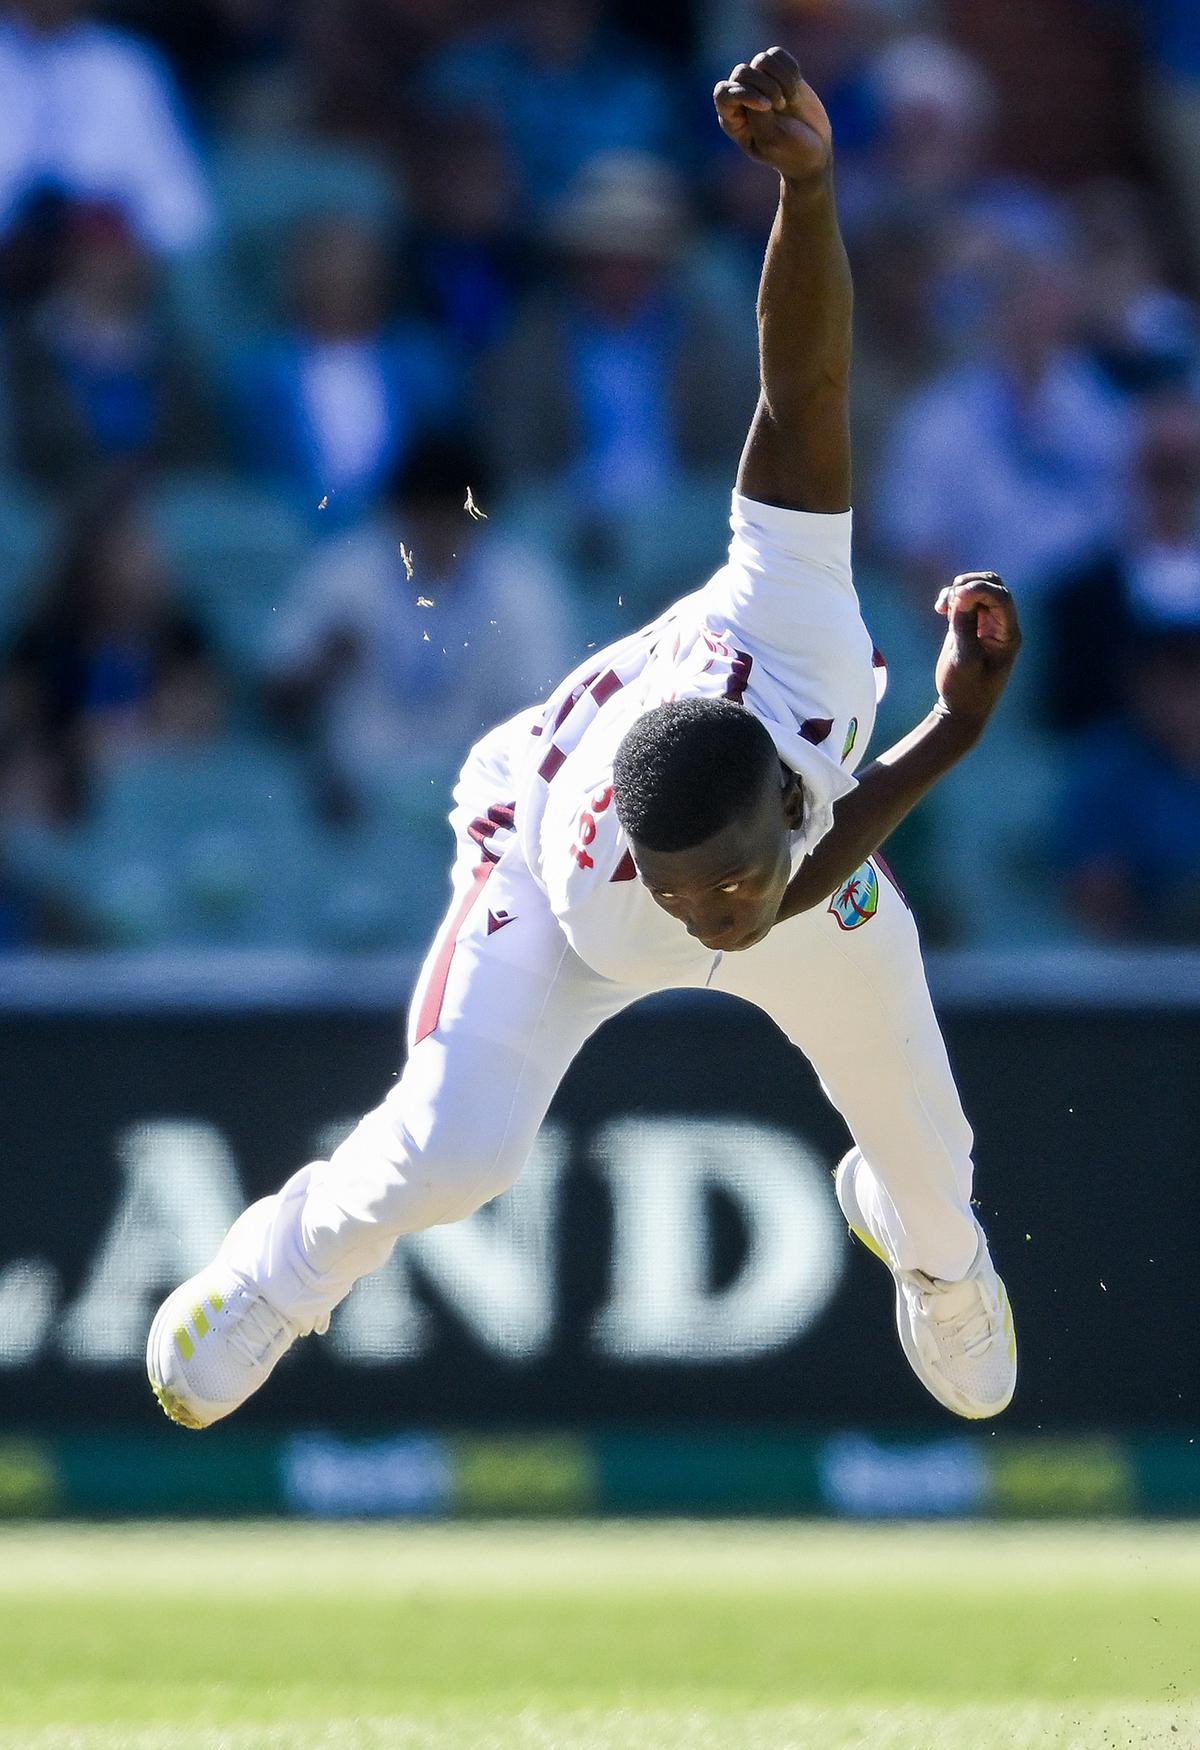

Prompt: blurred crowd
[{"left": 0, "top": 0, "right": 1199, "bottom": 953}]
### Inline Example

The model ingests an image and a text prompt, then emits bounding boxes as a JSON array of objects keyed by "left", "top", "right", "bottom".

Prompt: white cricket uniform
[{"left": 238, "top": 495, "right": 980, "bottom": 1334}]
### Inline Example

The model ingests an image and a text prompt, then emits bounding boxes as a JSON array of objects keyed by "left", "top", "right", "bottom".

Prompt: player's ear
[{"left": 781, "top": 771, "right": 805, "bottom": 831}]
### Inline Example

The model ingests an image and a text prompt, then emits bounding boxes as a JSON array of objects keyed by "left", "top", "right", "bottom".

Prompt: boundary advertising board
[{"left": 0, "top": 983, "right": 1196, "bottom": 1436}]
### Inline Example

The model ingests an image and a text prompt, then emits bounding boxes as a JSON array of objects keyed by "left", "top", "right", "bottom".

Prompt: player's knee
[
  {"left": 415, "top": 1124, "right": 525, "bottom": 1225},
  {"left": 343, "top": 1100, "right": 524, "bottom": 1229},
  {"left": 428, "top": 1151, "right": 523, "bottom": 1225}
]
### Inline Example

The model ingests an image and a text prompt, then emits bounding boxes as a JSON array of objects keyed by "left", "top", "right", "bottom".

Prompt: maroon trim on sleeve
[
  {"left": 553, "top": 675, "right": 598, "bottom": 732},
  {"left": 723, "top": 649, "right": 753, "bottom": 704},
  {"left": 468, "top": 801, "right": 516, "bottom": 852},
  {"left": 538, "top": 745, "right": 567, "bottom": 783},
  {"left": 590, "top": 669, "right": 623, "bottom": 707}
]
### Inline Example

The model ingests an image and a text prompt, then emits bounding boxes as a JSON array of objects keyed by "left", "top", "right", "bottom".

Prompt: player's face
[{"left": 633, "top": 769, "right": 803, "bottom": 952}]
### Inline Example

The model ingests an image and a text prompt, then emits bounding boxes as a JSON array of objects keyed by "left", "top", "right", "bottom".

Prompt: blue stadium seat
[
  {"left": 147, "top": 471, "right": 311, "bottom": 674},
  {"left": 838, "top": 570, "right": 1067, "bottom": 947},
  {"left": 308, "top": 764, "right": 456, "bottom": 952},
  {"left": 0, "top": 477, "right": 54, "bottom": 652},
  {"left": 497, "top": 472, "right": 732, "bottom": 646},
  {"left": 607, "top": 472, "right": 734, "bottom": 622},
  {"left": 43, "top": 740, "right": 320, "bottom": 948},
  {"left": 212, "top": 136, "right": 405, "bottom": 331},
  {"left": 2, "top": 740, "right": 460, "bottom": 950}
]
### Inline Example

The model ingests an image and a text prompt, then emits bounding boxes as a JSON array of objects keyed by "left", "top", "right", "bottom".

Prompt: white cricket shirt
[{"left": 510, "top": 492, "right": 882, "bottom": 986}]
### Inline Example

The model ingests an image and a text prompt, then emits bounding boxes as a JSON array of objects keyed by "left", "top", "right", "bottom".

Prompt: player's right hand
[
  {"left": 713, "top": 48, "right": 832, "bottom": 184},
  {"left": 933, "top": 573, "right": 1021, "bottom": 730}
]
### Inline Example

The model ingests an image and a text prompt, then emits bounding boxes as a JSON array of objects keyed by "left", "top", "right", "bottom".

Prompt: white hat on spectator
[
  {"left": 871, "top": 33, "right": 996, "bottom": 129},
  {"left": 549, "top": 152, "right": 688, "bottom": 262}
]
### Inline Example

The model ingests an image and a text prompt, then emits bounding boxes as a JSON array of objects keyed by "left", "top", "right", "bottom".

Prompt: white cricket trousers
[{"left": 234, "top": 825, "right": 980, "bottom": 1336}]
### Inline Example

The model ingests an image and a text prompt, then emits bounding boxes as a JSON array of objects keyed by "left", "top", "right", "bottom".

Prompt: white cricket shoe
[
  {"left": 146, "top": 1203, "right": 302, "bottom": 1430},
  {"left": 835, "top": 1149, "right": 1016, "bottom": 1419}
]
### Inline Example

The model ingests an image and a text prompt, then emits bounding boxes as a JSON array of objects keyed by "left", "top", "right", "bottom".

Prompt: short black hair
[{"left": 613, "top": 697, "right": 781, "bottom": 853}]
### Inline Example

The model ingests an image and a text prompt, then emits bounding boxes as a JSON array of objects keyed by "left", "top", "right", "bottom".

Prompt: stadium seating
[
  {"left": 146, "top": 471, "right": 312, "bottom": 681},
  {"left": 212, "top": 135, "right": 405, "bottom": 332},
  {"left": 0, "top": 477, "right": 54, "bottom": 649},
  {"left": 6, "top": 740, "right": 313, "bottom": 947}
]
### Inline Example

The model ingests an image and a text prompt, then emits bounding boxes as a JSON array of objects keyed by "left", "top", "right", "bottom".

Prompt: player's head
[{"left": 613, "top": 697, "right": 804, "bottom": 952}]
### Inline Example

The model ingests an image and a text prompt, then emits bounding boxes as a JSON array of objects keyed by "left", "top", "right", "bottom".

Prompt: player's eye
[
  {"left": 718, "top": 881, "right": 741, "bottom": 894},
  {"left": 659, "top": 891, "right": 676, "bottom": 900}
]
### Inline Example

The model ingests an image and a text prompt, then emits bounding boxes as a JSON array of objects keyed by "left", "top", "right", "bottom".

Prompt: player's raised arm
[
  {"left": 778, "top": 574, "right": 1022, "bottom": 920},
  {"left": 714, "top": 49, "right": 849, "bottom": 514}
]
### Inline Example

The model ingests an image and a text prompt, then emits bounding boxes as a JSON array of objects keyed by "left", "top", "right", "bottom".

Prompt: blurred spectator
[
  {"left": 409, "top": 115, "right": 528, "bottom": 358},
  {"left": 229, "top": 211, "right": 454, "bottom": 526},
  {"left": 301, "top": 0, "right": 477, "bottom": 159},
  {"left": 1134, "top": 0, "right": 1200, "bottom": 289},
  {"left": 0, "top": 476, "right": 218, "bottom": 824},
  {"left": 703, "top": 118, "right": 786, "bottom": 297},
  {"left": 0, "top": 848, "right": 40, "bottom": 944},
  {"left": 428, "top": 0, "right": 681, "bottom": 216},
  {"left": 101, "top": 0, "right": 291, "bottom": 112},
  {"left": 480, "top": 151, "right": 756, "bottom": 513},
  {"left": 0, "top": 0, "right": 1195, "bottom": 957},
  {"left": 9, "top": 202, "right": 219, "bottom": 488},
  {"left": 0, "top": 0, "right": 212, "bottom": 263},
  {"left": 875, "top": 238, "right": 1131, "bottom": 600},
  {"left": 847, "top": 208, "right": 946, "bottom": 544},
  {"left": 1072, "top": 179, "right": 1198, "bottom": 395},
  {"left": 265, "top": 432, "right": 579, "bottom": 814},
  {"left": 1061, "top": 627, "right": 1200, "bottom": 942},
  {"left": 845, "top": 33, "right": 1061, "bottom": 248},
  {"left": 1047, "top": 395, "right": 1200, "bottom": 732}
]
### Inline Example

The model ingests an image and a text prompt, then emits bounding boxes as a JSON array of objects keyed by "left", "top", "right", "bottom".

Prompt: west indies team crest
[{"left": 828, "top": 861, "right": 879, "bottom": 930}]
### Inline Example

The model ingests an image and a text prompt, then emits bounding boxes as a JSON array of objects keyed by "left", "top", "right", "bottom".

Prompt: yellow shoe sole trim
[
  {"left": 150, "top": 1380, "right": 204, "bottom": 1431},
  {"left": 848, "top": 1221, "right": 889, "bottom": 1267}
]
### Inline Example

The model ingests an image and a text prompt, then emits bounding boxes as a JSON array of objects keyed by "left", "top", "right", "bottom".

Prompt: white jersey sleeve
[{"left": 700, "top": 493, "right": 878, "bottom": 720}]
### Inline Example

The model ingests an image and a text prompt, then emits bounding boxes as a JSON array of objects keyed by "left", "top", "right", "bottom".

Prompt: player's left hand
[
  {"left": 933, "top": 573, "right": 1021, "bottom": 730},
  {"left": 713, "top": 48, "right": 832, "bottom": 184}
]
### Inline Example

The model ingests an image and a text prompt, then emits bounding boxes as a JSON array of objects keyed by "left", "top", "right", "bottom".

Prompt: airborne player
[{"left": 149, "top": 49, "right": 1020, "bottom": 1428}]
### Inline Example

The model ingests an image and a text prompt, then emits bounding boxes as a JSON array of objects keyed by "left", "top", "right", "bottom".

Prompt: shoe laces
[
  {"left": 226, "top": 1293, "right": 293, "bottom": 1368},
  {"left": 908, "top": 1273, "right": 998, "bottom": 1359}
]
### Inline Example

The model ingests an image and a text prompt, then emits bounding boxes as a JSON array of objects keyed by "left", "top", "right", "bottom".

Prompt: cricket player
[{"left": 149, "top": 48, "right": 1021, "bottom": 1429}]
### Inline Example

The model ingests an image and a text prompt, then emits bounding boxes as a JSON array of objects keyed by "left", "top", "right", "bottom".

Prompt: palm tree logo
[{"left": 828, "top": 862, "right": 879, "bottom": 930}]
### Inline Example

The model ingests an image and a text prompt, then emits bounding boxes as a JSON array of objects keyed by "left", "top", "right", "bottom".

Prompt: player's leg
[
  {"left": 147, "top": 845, "right": 640, "bottom": 1427},
  {"left": 710, "top": 860, "right": 1015, "bottom": 1417}
]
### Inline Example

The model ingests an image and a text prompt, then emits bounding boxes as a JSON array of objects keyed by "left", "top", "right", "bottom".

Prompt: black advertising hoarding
[{"left": 0, "top": 983, "right": 1196, "bottom": 1435}]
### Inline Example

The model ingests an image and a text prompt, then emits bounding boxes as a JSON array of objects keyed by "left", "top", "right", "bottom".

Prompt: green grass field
[{"left": 0, "top": 1520, "right": 1196, "bottom": 1749}]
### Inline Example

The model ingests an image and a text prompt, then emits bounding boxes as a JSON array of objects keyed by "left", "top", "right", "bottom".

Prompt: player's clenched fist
[
  {"left": 934, "top": 573, "right": 1022, "bottom": 730},
  {"left": 713, "top": 47, "right": 832, "bottom": 183}
]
